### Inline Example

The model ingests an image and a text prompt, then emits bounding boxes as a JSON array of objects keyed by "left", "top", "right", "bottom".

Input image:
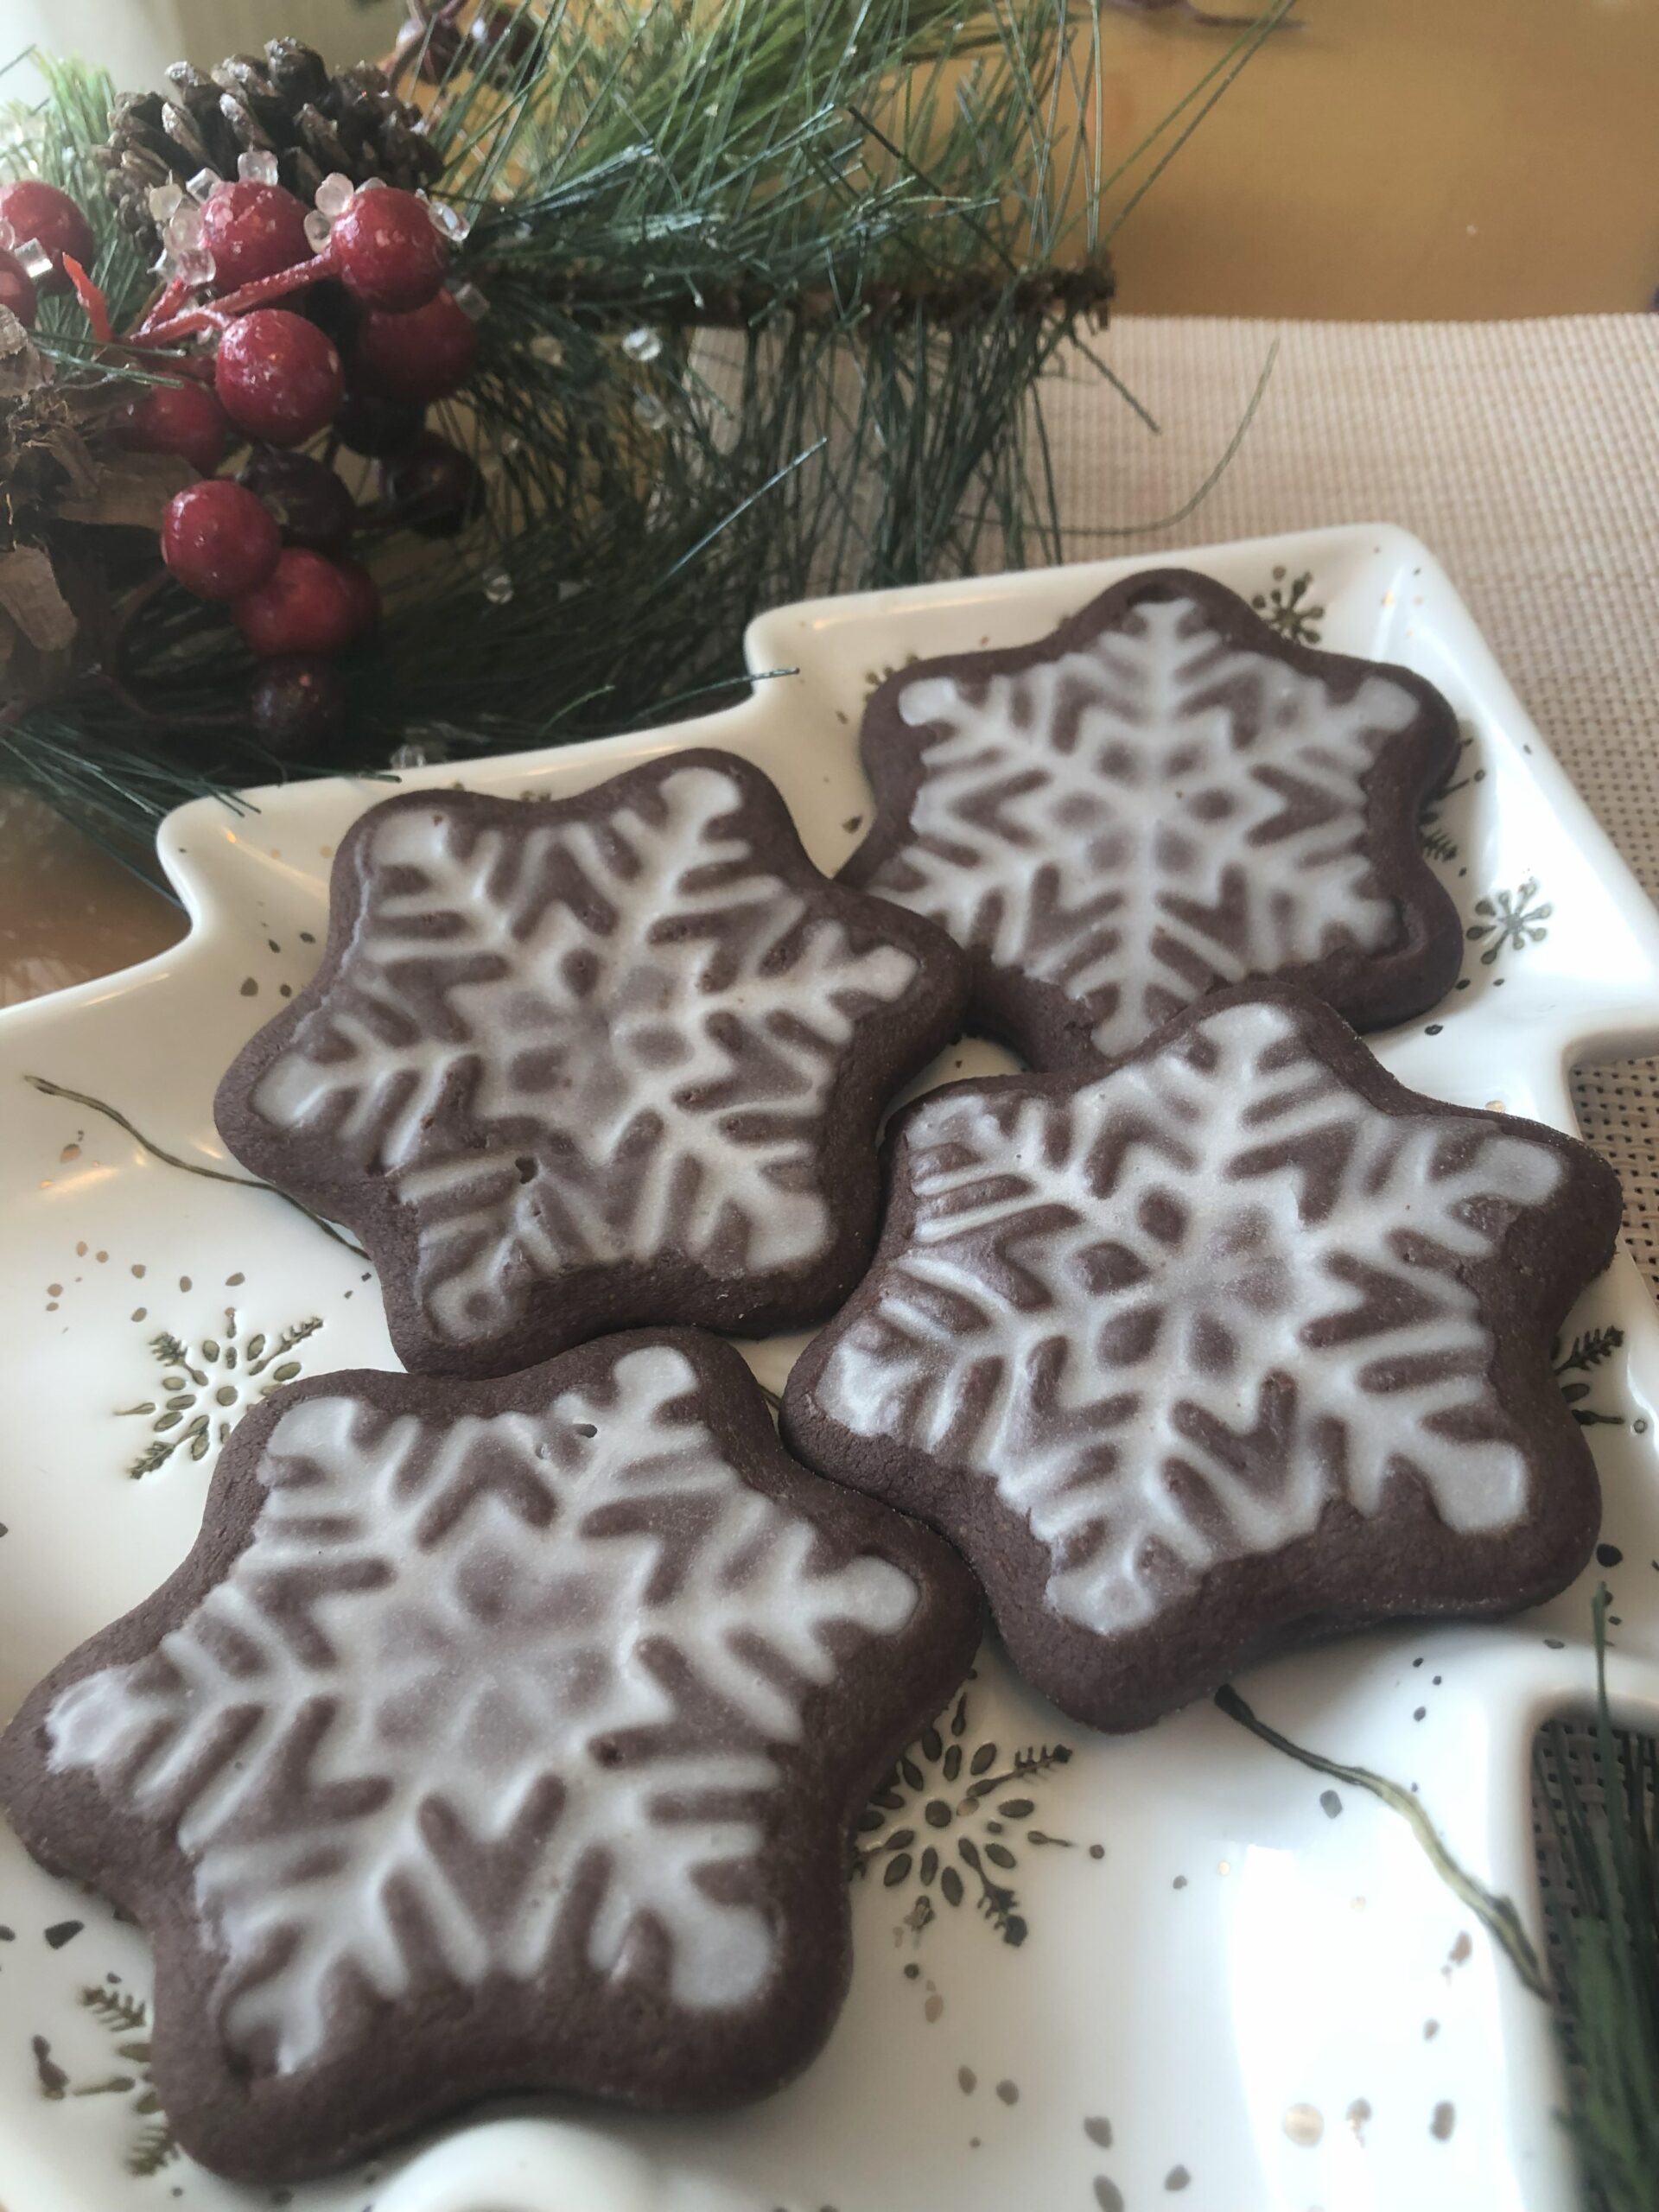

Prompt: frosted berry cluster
[{"left": 16, "top": 161, "right": 486, "bottom": 755}]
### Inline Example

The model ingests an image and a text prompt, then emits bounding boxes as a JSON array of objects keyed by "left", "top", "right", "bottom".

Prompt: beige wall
[{"left": 1099, "top": 0, "right": 1659, "bottom": 319}]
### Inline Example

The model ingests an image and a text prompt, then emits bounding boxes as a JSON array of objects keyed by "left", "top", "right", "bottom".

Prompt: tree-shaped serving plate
[{"left": 3, "top": 523, "right": 1657, "bottom": 2212}]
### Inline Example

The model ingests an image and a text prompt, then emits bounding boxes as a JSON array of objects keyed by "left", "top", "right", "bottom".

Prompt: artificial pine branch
[
  {"left": 0, "top": 0, "right": 1294, "bottom": 867},
  {"left": 1535, "top": 1592, "right": 1659, "bottom": 2212}
]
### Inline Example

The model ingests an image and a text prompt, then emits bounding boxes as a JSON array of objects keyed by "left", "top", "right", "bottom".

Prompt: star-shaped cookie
[
  {"left": 841, "top": 567, "right": 1462, "bottom": 1069},
  {"left": 216, "top": 751, "right": 967, "bottom": 1376},
  {"left": 783, "top": 986, "right": 1621, "bottom": 1732},
  {"left": 0, "top": 1332, "right": 981, "bottom": 2180}
]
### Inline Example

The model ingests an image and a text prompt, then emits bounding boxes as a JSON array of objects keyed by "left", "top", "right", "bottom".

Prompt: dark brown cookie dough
[
  {"left": 215, "top": 750, "right": 968, "bottom": 1377},
  {"left": 0, "top": 1329, "right": 982, "bottom": 2181},
  {"left": 841, "top": 567, "right": 1462, "bottom": 1069},
  {"left": 783, "top": 983, "right": 1621, "bottom": 1732}
]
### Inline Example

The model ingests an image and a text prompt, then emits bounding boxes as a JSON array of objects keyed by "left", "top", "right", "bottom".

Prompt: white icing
[
  {"left": 868, "top": 594, "right": 1418, "bottom": 1058},
  {"left": 252, "top": 766, "right": 919, "bottom": 1343},
  {"left": 46, "top": 1344, "right": 918, "bottom": 2069},
  {"left": 810, "top": 1000, "right": 1566, "bottom": 1631}
]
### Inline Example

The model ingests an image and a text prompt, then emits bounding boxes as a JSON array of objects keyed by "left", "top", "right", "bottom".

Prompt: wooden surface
[
  {"left": 7, "top": 0, "right": 1658, "bottom": 1006},
  {"left": 0, "top": 793, "right": 183, "bottom": 1010}
]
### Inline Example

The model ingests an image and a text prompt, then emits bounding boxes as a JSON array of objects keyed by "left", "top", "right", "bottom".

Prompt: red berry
[
  {"left": 111, "top": 379, "right": 228, "bottom": 476},
  {"left": 216, "top": 309, "right": 344, "bottom": 448},
  {"left": 238, "top": 448, "right": 356, "bottom": 551},
  {"left": 251, "top": 656, "right": 346, "bottom": 757},
  {"left": 329, "top": 187, "right": 448, "bottom": 313},
  {"left": 352, "top": 289, "right": 478, "bottom": 404},
  {"left": 0, "top": 250, "right": 36, "bottom": 327},
  {"left": 332, "top": 555, "right": 381, "bottom": 641},
  {"left": 378, "top": 433, "right": 482, "bottom": 537},
  {"left": 162, "top": 479, "right": 282, "bottom": 601},
  {"left": 233, "top": 548, "right": 365, "bottom": 658},
  {"left": 200, "top": 181, "right": 311, "bottom": 294},
  {"left": 0, "top": 181, "right": 95, "bottom": 296}
]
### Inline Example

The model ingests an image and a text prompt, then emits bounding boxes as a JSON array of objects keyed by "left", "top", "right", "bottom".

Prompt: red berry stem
[
  {"left": 124, "top": 302, "right": 228, "bottom": 347},
  {"left": 133, "top": 188, "right": 452, "bottom": 347},
  {"left": 129, "top": 253, "right": 336, "bottom": 348},
  {"left": 135, "top": 276, "right": 194, "bottom": 338},
  {"left": 60, "top": 255, "right": 112, "bottom": 343},
  {"left": 212, "top": 251, "right": 324, "bottom": 320}
]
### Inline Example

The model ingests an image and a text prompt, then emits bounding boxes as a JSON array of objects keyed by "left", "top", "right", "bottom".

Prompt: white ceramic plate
[{"left": 4, "top": 523, "right": 1659, "bottom": 2212}]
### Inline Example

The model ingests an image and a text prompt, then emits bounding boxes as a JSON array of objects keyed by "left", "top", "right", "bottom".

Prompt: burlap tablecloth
[{"left": 1075, "top": 314, "right": 1659, "bottom": 1286}]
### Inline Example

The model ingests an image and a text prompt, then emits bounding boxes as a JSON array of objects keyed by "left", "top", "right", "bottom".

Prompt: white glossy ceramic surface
[{"left": 3, "top": 523, "right": 1657, "bottom": 2212}]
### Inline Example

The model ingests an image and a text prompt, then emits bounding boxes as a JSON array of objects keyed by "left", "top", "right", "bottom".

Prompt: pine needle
[
  {"left": 1215, "top": 1680, "right": 1551, "bottom": 1999},
  {"left": 22, "top": 1076, "right": 362, "bottom": 1253},
  {"left": 1535, "top": 1589, "right": 1659, "bottom": 2212},
  {"left": 0, "top": 4, "right": 1284, "bottom": 859}
]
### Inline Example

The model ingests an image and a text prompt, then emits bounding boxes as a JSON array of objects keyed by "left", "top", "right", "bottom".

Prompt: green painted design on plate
[
  {"left": 1250, "top": 569, "right": 1323, "bottom": 645},
  {"left": 851, "top": 1687, "right": 1077, "bottom": 1948},
  {"left": 1553, "top": 1325, "right": 1626, "bottom": 1428},
  {"left": 1467, "top": 880, "right": 1552, "bottom": 965},
  {"left": 32, "top": 1985, "right": 177, "bottom": 2176},
  {"left": 1419, "top": 732, "right": 1480, "bottom": 866},
  {"left": 116, "top": 1307, "right": 322, "bottom": 1478}
]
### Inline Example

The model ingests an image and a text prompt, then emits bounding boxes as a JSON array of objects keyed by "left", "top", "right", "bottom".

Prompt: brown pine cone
[{"left": 94, "top": 39, "right": 443, "bottom": 257}]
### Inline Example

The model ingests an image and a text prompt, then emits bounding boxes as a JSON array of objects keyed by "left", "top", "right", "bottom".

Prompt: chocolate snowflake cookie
[
  {"left": 841, "top": 567, "right": 1462, "bottom": 1068},
  {"left": 0, "top": 1332, "right": 981, "bottom": 2180},
  {"left": 216, "top": 751, "right": 968, "bottom": 1376},
  {"left": 783, "top": 985, "right": 1621, "bottom": 1732}
]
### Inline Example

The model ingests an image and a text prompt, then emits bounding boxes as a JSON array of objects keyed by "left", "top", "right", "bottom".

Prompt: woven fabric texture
[{"left": 1072, "top": 315, "right": 1659, "bottom": 1285}]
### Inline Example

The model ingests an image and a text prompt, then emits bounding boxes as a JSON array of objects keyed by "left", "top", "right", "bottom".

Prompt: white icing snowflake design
[
  {"left": 44, "top": 1344, "right": 918, "bottom": 2072},
  {"left": 245, "top": 762, "right": 923, "bottom": 1347},
  {"left": 802, "top": 997, "right": 1567, "bottom": 1632},
  {"left": 855, "top": 588, "right": 1423, "bottom": 1060}
]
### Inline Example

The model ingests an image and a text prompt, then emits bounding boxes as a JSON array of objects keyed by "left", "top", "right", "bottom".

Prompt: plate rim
[{"left": 6, "top": 519, "right": 1659, "bottom": 2212}]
